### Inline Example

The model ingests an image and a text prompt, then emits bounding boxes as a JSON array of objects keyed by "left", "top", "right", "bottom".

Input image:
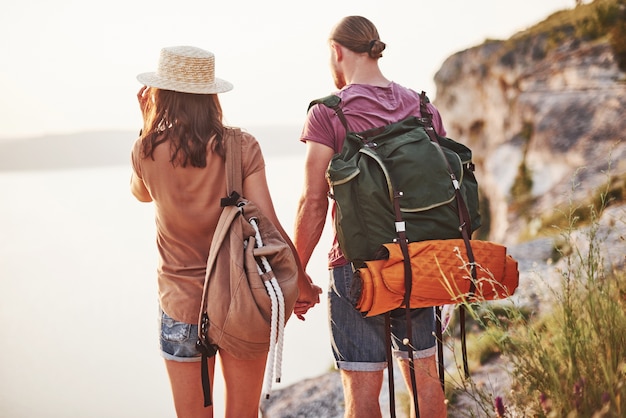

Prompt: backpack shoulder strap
[
  {"left": 307, "top": 95, "right": 350, "bottom": 132},
  {"left": 308, "top": 95, "right": 341, "bottom": 112},
  {"left": 418, "top": 91, "right": 434, "bottom": 126},
  {"left": 221, "top": 127, "right": 243, "bottom": 207}
]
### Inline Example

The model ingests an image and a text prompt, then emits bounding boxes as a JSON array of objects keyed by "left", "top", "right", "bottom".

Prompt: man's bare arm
[{"left": 293, "top": 141, "right": 335, "bottom": 269}]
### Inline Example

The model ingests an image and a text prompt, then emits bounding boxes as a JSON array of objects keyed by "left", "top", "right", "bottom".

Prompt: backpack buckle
[{"left": 220, "top": 191, "right": 240, "bottom": 207}]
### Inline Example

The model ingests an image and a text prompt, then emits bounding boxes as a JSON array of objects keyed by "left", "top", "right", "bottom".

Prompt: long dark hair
[
  {"left": 330, "top": 16, "right": 386, "bottom": 59},
  {"left": 140, "top": 88, "right": 225, "bottom": 167}
]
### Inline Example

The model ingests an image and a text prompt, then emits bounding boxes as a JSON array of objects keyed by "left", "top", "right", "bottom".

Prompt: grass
[
  {"left": 512, "top": 0, "right": 625, "bottom": 52},
  {"left": 443, "top": 171, "right": 626, "bottom": 417},
  {"left": 484, "top": 0, "right": 626, "bottom": 72}
]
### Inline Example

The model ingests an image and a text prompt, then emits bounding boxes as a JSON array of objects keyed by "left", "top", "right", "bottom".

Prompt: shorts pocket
[{"left": 161, "top": 312, "right": 192, "bottom": 343}]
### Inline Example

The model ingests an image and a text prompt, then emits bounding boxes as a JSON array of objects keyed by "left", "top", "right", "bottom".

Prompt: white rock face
[{"left": 434, "top": 37, "right": 626, "bottom": 244}]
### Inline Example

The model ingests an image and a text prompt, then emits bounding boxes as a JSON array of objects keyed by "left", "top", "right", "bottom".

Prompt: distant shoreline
[{"left": 0, "top": 126, "right": 304, "bottom": 172}]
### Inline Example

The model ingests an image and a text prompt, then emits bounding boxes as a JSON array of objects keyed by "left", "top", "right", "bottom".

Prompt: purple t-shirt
[{"left": 300, "top": 82, "right": 448, "bottom": 267}]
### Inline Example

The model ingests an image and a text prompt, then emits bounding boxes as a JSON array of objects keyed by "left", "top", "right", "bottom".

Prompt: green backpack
[{"left": 309, "top": 92, "right": 481, "bottom": 266}]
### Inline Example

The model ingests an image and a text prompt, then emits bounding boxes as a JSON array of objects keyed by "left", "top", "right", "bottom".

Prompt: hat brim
[{"left": 137, "top": 72, "right": 233, "bottom": 94}]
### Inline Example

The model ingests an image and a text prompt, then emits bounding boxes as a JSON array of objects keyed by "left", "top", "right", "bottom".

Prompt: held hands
[{"left": 294, "top": 274, "right": 323, "bottom": 321}]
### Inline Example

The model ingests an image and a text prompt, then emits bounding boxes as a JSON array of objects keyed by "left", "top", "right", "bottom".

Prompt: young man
[{"left": 293, "top": 16, "right": 448, "bottom": 418}]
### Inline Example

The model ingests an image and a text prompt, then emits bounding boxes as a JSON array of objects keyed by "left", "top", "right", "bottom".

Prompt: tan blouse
[{"left": 131, "top": 129, "right": 264, "bottom": 324}]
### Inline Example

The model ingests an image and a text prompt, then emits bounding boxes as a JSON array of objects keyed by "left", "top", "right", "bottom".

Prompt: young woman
[{"left": 131, "top": 45, "right": 321, "bottom": 418}]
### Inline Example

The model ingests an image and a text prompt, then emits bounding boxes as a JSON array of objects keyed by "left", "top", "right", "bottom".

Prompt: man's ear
[{"left": 331, "top": 41, "right": 343, "bottom": 62}]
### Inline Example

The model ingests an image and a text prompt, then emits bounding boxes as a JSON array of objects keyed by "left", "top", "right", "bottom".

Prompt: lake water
[{"left": 0, "top": 156, "right": 335, "bottom": 417}]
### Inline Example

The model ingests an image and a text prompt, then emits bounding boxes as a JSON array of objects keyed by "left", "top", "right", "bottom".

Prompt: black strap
[
  {"left": 419, "top": 91, "right": 475, "bottom": 379},
  {"left": 435, "top": 307, "right": 445, "bottom": 390},
  {"left": 392, "top": 191, "right": 420, "bottom": 417},
  {"left": 197, "top": 309, "right": 214, "bottom": 406},
  {"left": 460, "top": 308, "right": 470, "bottom": 378},
  {"left": 197, "top": 313, "right": 218, "bottom": 406},
  {"left": 308, "top": 95, "right": 349, "bottom": 133},
  {"left": 384, "top": 313, "right": 396, "bottom": 418},
  {"left": 201, "top": 352, "right": 211, "bottom": 406}
]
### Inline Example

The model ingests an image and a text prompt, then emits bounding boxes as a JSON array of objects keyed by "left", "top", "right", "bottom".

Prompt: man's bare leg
[
  {"left": 340, "top": 369, "right": 384, "bottom": 418},
  {"left": 398, "top": 355, "right": 447, "bottom": 418}
]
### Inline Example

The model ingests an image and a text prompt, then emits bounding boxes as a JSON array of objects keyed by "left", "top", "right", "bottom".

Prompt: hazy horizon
[{"left": 0, "top": 125, "right": 307, "bottom": 172}]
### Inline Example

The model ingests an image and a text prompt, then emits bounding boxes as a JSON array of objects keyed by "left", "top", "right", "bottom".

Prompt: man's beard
[{"left": 333, "top": 72, "right": 346, "bottom": 89}]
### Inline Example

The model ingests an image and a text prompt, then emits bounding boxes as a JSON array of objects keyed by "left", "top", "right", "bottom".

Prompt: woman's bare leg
[
  {"left": 164, "top": 357, "right": 215, "bottom": 418},
  {"left": 220, "top": 349, "right": 268, "bottom": 418}
]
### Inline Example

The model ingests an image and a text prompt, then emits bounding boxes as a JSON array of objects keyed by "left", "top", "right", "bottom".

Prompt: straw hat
[{"left": 137, "top": 46, "right": 233, "bottom": 94}]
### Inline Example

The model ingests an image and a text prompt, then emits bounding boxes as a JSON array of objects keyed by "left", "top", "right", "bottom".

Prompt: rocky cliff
[{"left": 433, "top": 14, "right": 626, "bottom": 245}]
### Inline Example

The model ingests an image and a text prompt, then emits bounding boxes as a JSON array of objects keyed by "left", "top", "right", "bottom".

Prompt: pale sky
[{"left": 0, "top": 0, "right": 578, "bottom": 140}]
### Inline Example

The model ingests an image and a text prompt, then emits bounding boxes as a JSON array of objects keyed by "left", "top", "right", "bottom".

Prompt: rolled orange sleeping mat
[{"left": 354, "top": 239, "right": 519, "bottom": 317}]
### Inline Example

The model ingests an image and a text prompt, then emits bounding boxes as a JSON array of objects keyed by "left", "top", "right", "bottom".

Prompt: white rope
[
  {"left": 249, "top": 218, "right": 286, "bottom": 400},
  {"left": 262, "top": 279, "right": 279, "bottom": 398},
  {"left": 270, "top": 277, "right": 286, "bottom": 382},
  {"left": 250, "top": 217, "right": 273, "bottom": 273}
]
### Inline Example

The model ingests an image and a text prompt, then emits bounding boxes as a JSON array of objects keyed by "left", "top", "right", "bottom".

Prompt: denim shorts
[
  {"left": 159, "top": 309, "right": 202, "bottom": 362},
  {"left": 329, "top": 264, "right": 436, "bottom": 371}
]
